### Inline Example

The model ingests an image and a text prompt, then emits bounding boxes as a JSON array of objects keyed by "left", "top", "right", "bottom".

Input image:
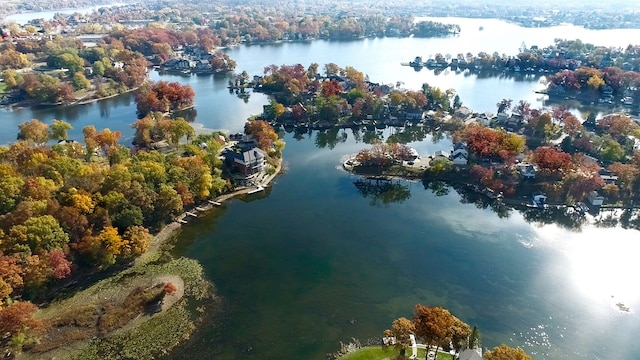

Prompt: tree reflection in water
[{"left": 353, "top": 178, "right": 411, "bottom": 206}]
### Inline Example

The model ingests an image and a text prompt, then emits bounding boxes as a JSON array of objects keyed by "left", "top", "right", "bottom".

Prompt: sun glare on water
[{"left": 534, "top": 225, "right": 640, "bottom": 312}]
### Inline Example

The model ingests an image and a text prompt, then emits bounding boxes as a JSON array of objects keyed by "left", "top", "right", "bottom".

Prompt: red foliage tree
[
  {"left": 136, "top": 81, "right": 195, "bottom": 118},
  {"left": 47, "top": 249, "right": 72, "bottom": 280},
  {"left": 531, "top": 147, "right": 574, "bottom": 174},
  {"left": 455, "top": 124, "right": 525, "bottom": 159},
  {"left": 0, "top": 301, "right": 42, "bottom": 336},
  {"left": 321, "top": 79, "right": 344, "bottom": 97}
]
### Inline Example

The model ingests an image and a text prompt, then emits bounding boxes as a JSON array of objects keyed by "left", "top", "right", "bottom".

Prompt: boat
[{"left": 409, "top": 56, "right": 424, "bottom": 67}]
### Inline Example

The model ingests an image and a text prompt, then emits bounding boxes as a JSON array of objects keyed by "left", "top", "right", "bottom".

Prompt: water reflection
[
  {"left": 315, "top": 128, "right": 348, "bottom": 149},
  {"left": 353, "top": 178, "right": 411, "bottom": 206}
]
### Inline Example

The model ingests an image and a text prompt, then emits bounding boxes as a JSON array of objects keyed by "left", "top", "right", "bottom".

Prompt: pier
[{"left": 247, "top": 185, "right": 264, "bottom": 194}]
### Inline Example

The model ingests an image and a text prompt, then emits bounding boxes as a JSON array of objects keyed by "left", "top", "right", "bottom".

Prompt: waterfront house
[
  {"left": 532, "top": 192, "right": 547, "bottom": 207},
  {"left": 405, "top": 110, "right": 425, "bottom": 122},
  {"left": 517, "top": 163, "right": 537, "bottom": 179},
  {"left": 237, "top": 134, "right": 259, "bottom": 151},
  {"left": 227, "top": 147, "right": 267, "bottom": 176},
  {"left": 588, "top": 191, "right": 605, "bottom": 206},
  {"left": 451, "top": 150, "right": 468, "bottom": 165},
  {"left": 433, "top": 150, "right": 450, "bottom": 159},
  {"left": 454, "top": 106, "right": 472, "bottom": 120},
  {"left": 451, "top": 142, "right": 469, "bottom": 165},
  {"left": 599, "top": 169, "right": 619, "bottom": 185},
  {"left": 496, "top": 111, "right": 509, "bottom": 124}
]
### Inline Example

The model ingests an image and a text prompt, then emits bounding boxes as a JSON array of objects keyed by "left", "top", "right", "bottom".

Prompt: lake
[
  {"left": 5, "top": 17, "right": 640, "bottom": 145},
  {"left": 2, "top": 4, "right": 124, "bottom": 25},
  {"left": 2, "top": 16, "right": 640, "bottom": 360},
  {"left": 169, "top": 130, "right": 640, "bottom": 360}
]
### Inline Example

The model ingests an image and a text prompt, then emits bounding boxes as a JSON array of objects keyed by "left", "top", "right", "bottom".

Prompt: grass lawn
[
  {"left": 339, "top": 346, "right": 455, "bottom": 360},
  {"left": 0, "top": 82, "right": 7, "bottom": 97}
]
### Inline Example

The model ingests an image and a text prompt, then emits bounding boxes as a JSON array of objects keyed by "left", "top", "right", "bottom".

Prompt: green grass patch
[
  {"left": 30, "top": 257, "right": 215, "bottom": 359},
  {"left": 0, "top": 82, "right": 7, "bottom": 93},
  {"left": 339, "top": 346, "right": 454, "bottom": 360}
]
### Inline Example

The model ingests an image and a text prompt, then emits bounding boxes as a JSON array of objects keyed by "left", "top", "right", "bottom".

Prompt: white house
[
  {"left": 451, "top": 149, "right": 468, "bottom": 165},
  {"left": 517, "top": 163, "right": 537, "bottom": 179},
  {"left": 588, "top": 191, "right": 605, "bottom": 206},
  {"left": 433, "top": 150, "right": 450, "bottom": 159}
]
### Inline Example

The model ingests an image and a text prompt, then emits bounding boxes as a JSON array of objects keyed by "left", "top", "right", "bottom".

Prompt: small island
[{"left": 237, "top": 61, "right": 640, "bottom": 218}]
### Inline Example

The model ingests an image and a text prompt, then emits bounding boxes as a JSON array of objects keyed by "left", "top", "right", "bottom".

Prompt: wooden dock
[
  {"left": 177, "top": 218, "right": 188, "bottom": 224},
  {"left": 247, "top": 186, "right": 264, "bottom": 195},
  {"left": 185, "top": 211, "right": 198, "bottom": 217},
  {"left": 208, "top": 200, "right": 222, "bottom": 206},
  {"left": 196, "top": 206, "right": 207, "bottom": 212}
]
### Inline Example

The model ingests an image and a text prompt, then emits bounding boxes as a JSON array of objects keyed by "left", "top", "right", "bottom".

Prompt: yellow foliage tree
[
  {"left": 587, "top": 74, "right": 605, "bottom": 90},
  {"left": 69, "top": 188, "right": 95, "bottom": 214},
  {"left": 483, "top": 344, "right": 532, "bottom": 360}
]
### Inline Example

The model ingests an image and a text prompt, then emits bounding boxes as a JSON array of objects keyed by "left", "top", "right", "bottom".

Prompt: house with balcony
[{"left": 226, "top": 147, "right": 267, "bottom": 177}]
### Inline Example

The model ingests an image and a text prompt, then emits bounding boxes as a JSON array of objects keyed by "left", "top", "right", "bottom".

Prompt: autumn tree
[
  {"left": 71, "top": 71, "right": 91, "bottom": 90},
  {"left": 385, "top": 317, "right": 415, "bottom": 357},
  {"left": 562, "top": 115, "right": 583, "bottom": 137},
  {"left": 321, "top": 79, "right": 344, "bottom": 97},
  {"left": 17, "top": 119, "right": 49, "bottom": 145},
  {"left": 244, "top": 120, "right": 278, "bottom": 152},
  {"left": 0, "top": 253, "right": 23, "bottom": 302},
  {"left": 166, "top": 117, "right": 195, "bottom": 146},
  {"left": 455, "top": 124, "right": 525, "bottom": 159},
  {"left": 531, "top": 147, "right": 574, "bottom": 176},
  {"left": 0, "top": 301, "right": 42, "bottom": 347},
  {"left": 496, "top": 98, "right": 512, "bottom": 113},
  {"left": 608, "top": 162, "right": 638, "bottom": 198},
  {"left": 135, "top": 81, "right": 195, "bottom": 118},
  {"left": 122, "top": 225, "right": 151, "bottom": 258},
  {"left": 49, "top": 119, "right": 73, "bottom": 141},
  {"left": 597, "top": 114, "right": 638, "bottom": 140},
  {"left": 8, "top": 215, "right": 69, "bottom": 254},
  {"left": 413, "top": 305, "right": 456, "bottom": 353},
  {"left": 483, "top": 344, "right": 532, "bottom": 360},
  {"left": 450, "top": 317, "right": 472, "bottom": 353}
]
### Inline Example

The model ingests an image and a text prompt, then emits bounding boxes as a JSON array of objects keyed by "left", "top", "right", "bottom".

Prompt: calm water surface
[
  {"left": 1, "top": 17, "right": 640, "bottom": 359},
  {"left": 168, "top": 131, "right": 640, "bottom": 360}
]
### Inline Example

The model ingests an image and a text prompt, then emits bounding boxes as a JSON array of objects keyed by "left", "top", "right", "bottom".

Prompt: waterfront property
[{"left": 227, "top": 147, "right": 267, "bottom": 176}]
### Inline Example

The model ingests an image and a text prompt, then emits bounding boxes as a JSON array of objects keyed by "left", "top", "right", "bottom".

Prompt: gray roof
[
  {"left": 229, "top": 147, "right": 266, "bottom": 165},
  {"left": 458, "top": 348, "right": 483, "bottom": 360}
]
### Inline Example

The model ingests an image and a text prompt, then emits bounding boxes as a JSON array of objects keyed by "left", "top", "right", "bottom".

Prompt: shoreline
[
  {"left": 23, "top": 159, "right": 283, "bottom": 359},
  {"left": 176, "top": 157, "right": 283, "bottom": 222}
]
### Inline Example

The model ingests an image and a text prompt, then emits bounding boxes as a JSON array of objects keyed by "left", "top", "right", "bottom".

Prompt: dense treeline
[
  {"left": 0, "top": 116, "right": 241, "bottom": 349},
  {"left": 1, "top": 36, "right": 148, "bottom": 105},
  {"left": 104, "top": 27, "right": 221, "bottom": 61}
]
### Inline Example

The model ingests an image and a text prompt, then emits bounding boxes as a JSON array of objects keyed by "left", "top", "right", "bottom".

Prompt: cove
[{"left": 169, "top": 130, "right": 640, "bottom": 360}]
